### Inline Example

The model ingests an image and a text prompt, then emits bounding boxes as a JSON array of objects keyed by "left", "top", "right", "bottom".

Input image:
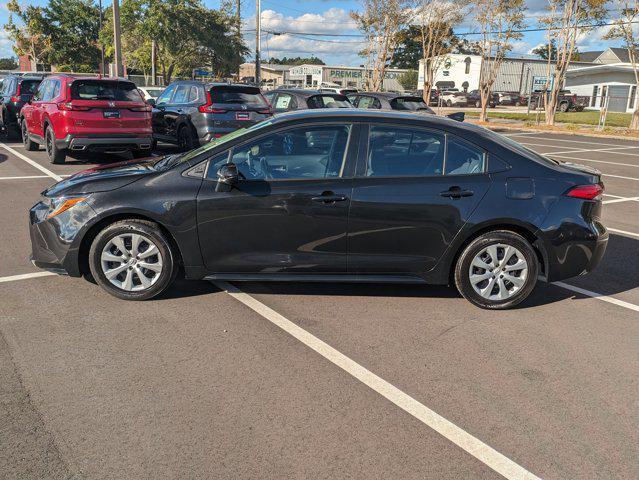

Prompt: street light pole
[
  {"left": 112, "top": 0, "right": 124, "bottom": 77},
  {"left": 151, "top": 40, "right": 156, "bottom": 86},
  {"left": 255, "top": 0, "right": 261, "bottom": 85},
  {"left": 98, "top": 0, "right": 105, "bottom": 76}
]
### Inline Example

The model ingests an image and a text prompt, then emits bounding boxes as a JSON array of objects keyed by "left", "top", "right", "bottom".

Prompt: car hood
[{"left": 43, "top": 157, "right": 159, "bottom": 197}]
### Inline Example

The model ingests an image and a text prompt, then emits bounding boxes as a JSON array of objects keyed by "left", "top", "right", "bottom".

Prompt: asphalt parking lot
[{"left": 1, "top": 130, "right": 638, "bottom": 479}]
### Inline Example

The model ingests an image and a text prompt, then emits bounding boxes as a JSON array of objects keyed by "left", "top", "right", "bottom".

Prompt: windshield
[
  {"left": 71, "top": 80, "right": 143, "bottom": 102},
  {"left": 391, "top": 97, "right": 429, "bottom": 111},
  {"left": 210, "top": 86, "right": 267, "bottom": 106},
  {"left": 153, "top": 119, "right": 274, "bottom": 171}
]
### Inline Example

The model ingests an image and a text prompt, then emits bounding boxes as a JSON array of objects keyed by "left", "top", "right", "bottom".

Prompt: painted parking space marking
[
  {"left": 548, "top": 155, "right": 639, "bottom": 168},
  {"left": 608, "top": 227, "right": 639, "bottom": 239},
  {"left": 0, "top": 142, "right": 63, "bottom": 181},
  {"left": 0, "top": 272, "right": 56, "bottom": 284},
  {"left": 603, "top": 196, "right": 639, "bottom": 204},
  {"left": 216, "top": 280, "right": 541, "bottom": 480},
  {"left": 512, "top": 135, "right": 639, "bottom": 148},
  {"left": 522, "top": 144, "right": 639, "bottom": 157},
  {"left": 554, "top": 282, "right": 639, "bottom": 313},
  {"left": 0, "top": 175, "right": 54, "bottom": 180}
]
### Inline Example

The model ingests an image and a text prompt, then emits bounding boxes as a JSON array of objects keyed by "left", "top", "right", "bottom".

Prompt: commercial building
[
  {"left": 419, "top": 54, "right": 595, "bottom": 95},
  {"left": 565, "top": 64, "right": 638, "bottom": 113},
  {"left": 238, "top": 63, "right": 292, "bottom": 87}
]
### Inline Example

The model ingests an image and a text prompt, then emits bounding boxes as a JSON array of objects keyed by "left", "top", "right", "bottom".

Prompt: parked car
[
  {"left": 151, "top": 81, "right": 272, "bottom": 151},
  {"left": 439, "top": 89, "right": 468, "bottom": 107},
  {"left": 138, "top": 86, "right": 165, "bottom": 102},
  {"left": 264, "top": 89, "right": 352, "bottom": 113},
  {"left": 20, "top": 75, "right": 153, "bottom": 164},
  {"left": 29, "top": 109, "right": 608, "bottom": 309},
  {"left": 350, "top": 92, "right": 466, "bottom": 122},
  {"left": 528, "top": 90, "right": 588, "bottom": 112},
  {"left": 466, "top": 90, "right": 498, "bottom": 108},
  {"left": 0, "top": 75, "right": 42, "bottom": 139},
  {"left": 318, "top": 86, "right": 359, "bottom": 96},
  {"left": 495, "top": 91, "right": 526, "bottom": 106}
]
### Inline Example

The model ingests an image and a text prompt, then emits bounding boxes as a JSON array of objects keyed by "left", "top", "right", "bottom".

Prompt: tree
[
  {"left": 351, "top": 0, "right": 410, "bottom": 91},
  {"left": 101, "top": 0, "right": 246, "bottom": 83},
  {"left": 473, "top": 0, "right": 526, "bottom": 122},
  {"left": 413, "top": 0, "right": 466, "bottom": 105},
  {"left": 267, "top": 56, "right": 325, "bottom": 65},
  {"left": 398, "top": 69, "right": 418, "bottom": 90},
  {"left": 539, "top": 0, "right": 607, "bottom": 126},
  {"left": 0, "top": 58, "right": 18, "bottom": 70},
  {"left": 532, "top": 40, "right": 559, "bottom": 60},
  {"left": 5, "top": 0, "right": 51, "bottom": 70},
  {"left": 605, "top": 0, "right": 639, "bottom": 129}
]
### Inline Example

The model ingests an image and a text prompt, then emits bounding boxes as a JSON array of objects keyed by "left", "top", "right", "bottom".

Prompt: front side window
[
  {"left": 366, "top": 126, "right": 444, "bottom": 177},
  {"left": 171, "top": 84, "right": 190, "bottom": 104},
  {"left": 156, "top": 85, "right": 176, "bottom": 105},
  {"left": 223, "top": 124, "right": 351, "bottom": 181},
  {"left": 445, "top": 137, "right": 485, "bottom": 175},
  {"left": 308, "top": 95, "right": 351, "bottom": 108}
]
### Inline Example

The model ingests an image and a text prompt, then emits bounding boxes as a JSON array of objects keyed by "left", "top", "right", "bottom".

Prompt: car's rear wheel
[
  {"left": 559, "top": 102, "right": 569, "bottom": 112},
  {"left": 22, "top": 120, "right": 38, "bottom": 151},
  {"left": 45, "top": 125, "right": 66, "bottom": 164},
  {"left": 177, "top": 125, "right": 197, "bottom": 152},
  {"left": 475, "top": 100, "right": 481, "bottom": 108},
  {"left": 454, "top": 230, "right": 538, "bottom": 309},
  {"left": 89, "top": 219, "right": 177, "bottom": 300}
]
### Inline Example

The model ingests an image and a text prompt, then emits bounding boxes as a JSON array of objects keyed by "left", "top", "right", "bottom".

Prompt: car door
[
  {"left": 347, "top": 123, "right": 491, "bottom": 275},
  {"left": 28, "top": 79, "right": 50, "bottom": 137},
  {"left": 163, "top": 83, "right": 190, "bottom": 141},
  {"left": 196, "top": 122, "right": 358, "bottom": 274},
  {"left": 152, "top": 84, "right": 176, "bottom": 139}
]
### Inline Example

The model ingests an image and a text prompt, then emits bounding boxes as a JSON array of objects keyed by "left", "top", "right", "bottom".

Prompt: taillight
[
  {"left": 10, "top": 96, "right": 19, "bottom": 102},
  {"left": 198, "top": 91, "right": 226, "bottom": 113},
  {"left": 10, "top": 83, "right": 21, "bottom": 102},
  {"left": 257, "top": 109, "right": 272, "bottom": 114},
  {"left": 565, "top": 184, "right": 604, "bottom": 200},
  {"left": 129, "top": 105, "right": 152, "bottom": 112},
  {"left": 57, "top": 102, "right": 91, "bottom": 111}
]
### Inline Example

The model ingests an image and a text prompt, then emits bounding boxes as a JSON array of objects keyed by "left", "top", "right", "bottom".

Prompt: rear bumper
[{"left": 56, "top": 134, "right": 153, "bottom": 152}]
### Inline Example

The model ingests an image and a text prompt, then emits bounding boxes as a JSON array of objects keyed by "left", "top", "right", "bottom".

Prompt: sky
[{"left": 0, "top": 0, "right": 623, "bottom": 66}]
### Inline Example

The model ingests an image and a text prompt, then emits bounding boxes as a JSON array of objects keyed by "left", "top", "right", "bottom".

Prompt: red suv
[{"left": 20, "top": 75, "right": 152, "bottom": 164}]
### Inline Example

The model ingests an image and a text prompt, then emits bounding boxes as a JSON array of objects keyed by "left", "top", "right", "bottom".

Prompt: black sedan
[
  {"left": 263, "top": 89, "right": 352, "bottom": 114},
  {"left": 0, "top": 75, "right": 42, "bottom": 139},
  {"left": 29, "top": 109, "right": 607, "bottom": 309},
  {"left": 466, "top": 90, "right": 499, "bottom": 108}
]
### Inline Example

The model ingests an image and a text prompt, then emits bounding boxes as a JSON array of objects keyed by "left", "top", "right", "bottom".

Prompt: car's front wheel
[
  {"left": 454, "top": 230, "right": 538, "bottom": 309},
  {"left": 89, "top": 219, "right": 178, "bottom": 300}
]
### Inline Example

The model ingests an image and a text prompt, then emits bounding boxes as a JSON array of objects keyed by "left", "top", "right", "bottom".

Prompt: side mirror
[
  {"left": 146, "top": 98, "right": 156, "bottom": 107},
  {"left": 215, "top": 163, "right": 239, "bottom": 192}
]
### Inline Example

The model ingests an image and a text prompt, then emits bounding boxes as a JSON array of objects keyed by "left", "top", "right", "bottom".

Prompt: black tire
[
  {"left": 45, "top": 125, "right": 66, "bottom": 164},
  {"left": 446, "top": 100, "right": 452, "bottom": 107},
  {"left": 177, "top": 124, "right": 198, "bottom": 152},
  {"left": 454, "top": 230, "right": 538, "bottom": 310},
  {"left": 88, "top": 219, "right": 178, "bottom": 301},
  {"left": 21, "top": 120, "right": 39, "bottom": 151},
  {"left": 475, "top": 100, "right": 481, "bottom": 108},
  {"left": 559, "top": 102, "right": 569, "bottom": 113},
  {"left": 132, "top": 150, "right": 150, "bottom": 159}
]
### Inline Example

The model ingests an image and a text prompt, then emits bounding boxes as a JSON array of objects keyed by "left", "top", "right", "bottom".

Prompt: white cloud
[{"left": 0, "top": 30, "right": 15, "bottom": 58}]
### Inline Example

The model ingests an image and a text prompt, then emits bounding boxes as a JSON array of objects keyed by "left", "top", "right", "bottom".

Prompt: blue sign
[{"left": 193, "top": 69, "right": 213, "bottom": 76}]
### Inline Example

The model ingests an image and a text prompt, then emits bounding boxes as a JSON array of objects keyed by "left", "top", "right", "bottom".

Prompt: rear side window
[
  {"left": 357, "top": 96, "right": 381, "bottom": 109},
  {"left": 71, "top": 80, "right": 143, "bottom": 101},
  {"left": 20, "top": 80, "right": 41, "bottom": 95},
  {"left": 274, "top": 93, "right": 297, "bottom": 110},
  {"left": 445, "top": 138, "right": 485, "bottom": 175},
  {"left": 308, "top": 95, "right": 351, "bottom": 108},
  {"left": 172, "top": 84, "right": 190, "bottom": 104},
  {"left": 210, "top": 86, "right": 267, "bottom": 106},
  {"left": 3, "top": 78, "right": 16, "bottom": 95},
  {"left": 366, "top": 126, "right": 445, "bottom": 177},
  {"left": 390, "top": 97, "right": 429, "bottom": 111}
]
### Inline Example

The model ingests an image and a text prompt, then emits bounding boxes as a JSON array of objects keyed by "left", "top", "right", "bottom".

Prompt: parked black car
[
  {"left": 151, "top": 81, "right": 272, "bottom": 151},
  {"left": 0, "top": 75, "right": 42, "bottom": 139},
  {"left": 466, "top": 90, "right": 498, "bottom": 108},
  {"left": 263, "top": 89, "right": 352, "bottom": 113},
  {"left": 29, "top": 109, "right": 607, "bottom": 309},
  {"left": 528, "top": 90, "right": 588, "bottom": 112}
]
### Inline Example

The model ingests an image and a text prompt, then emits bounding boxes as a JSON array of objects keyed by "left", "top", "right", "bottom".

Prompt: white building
[
  {"left": 289, "top": 64, "right": 409, "bottom": 91},
  {"left": 418, "top": 53, "right": 594, "bottom": 94},
  {"left": 565, "top": 64, "right": 638, "bottom": 113}
]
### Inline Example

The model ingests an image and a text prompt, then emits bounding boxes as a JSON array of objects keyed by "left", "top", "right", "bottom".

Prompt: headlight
[{"left": 46, "top": 195, "right": 88, "bottom": 219}]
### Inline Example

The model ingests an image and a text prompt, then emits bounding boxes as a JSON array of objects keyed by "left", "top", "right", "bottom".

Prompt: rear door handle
[
  {"left": 311, "top": 193, "right": 348, "bottom": 203},
  {"left": 440, "top": 187, "right": 474, "bottom": 198}
]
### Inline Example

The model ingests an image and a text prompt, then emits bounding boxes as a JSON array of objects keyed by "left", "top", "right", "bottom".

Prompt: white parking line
[
  {"left": 548, "top": 155, "right": 639, "bottom": 168},
  {"left": 0, "top": 175, "right": 53, "bottom": 180},
  {"left": 602, "top": 173, "right": 639, "bottom": 181},
  {"left": 0, "top": 271, "right": 56, "bottom": 283},
  {"left": 555, "top": 282, "right": 639, "bottom": 313},
  {"left": 603, "top": 196, "right": 639, "bottom": 204},
  {"left": 0, "top": 142, "right": 63, "bottom": 181},
  {"left": 525, "top": 144, "right": 639, "bottom": 157},
  {"left": 516, "top": 136, "right": 638, "bottom": 148},
  {"left": 608, "top": 227, "right": 639, "bottom": 239},
  {"left": 216, "top": 280, "right": 541, "bottom": 480}
]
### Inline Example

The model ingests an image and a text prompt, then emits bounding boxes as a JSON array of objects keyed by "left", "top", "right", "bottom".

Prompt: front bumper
[
  {"left": 29, "top": 198, "right": 98, "bottom": 277},
  {"left": 55, "top": 134, "right": 153, "bottom": 153}
]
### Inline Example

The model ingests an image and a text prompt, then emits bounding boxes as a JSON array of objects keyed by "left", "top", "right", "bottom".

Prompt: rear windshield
[
  {"left": 390, "top": 97, "right": 429, "bottom": 110},
  {"left": 71, "top": 80, "right": 143, "bottom": 102},
  {"left": 210, "top": 86, "right": 267, "bottom": 106},
  {"left": 20, "top": 80, "right": 41, "bottom": 95},
  {"left": 340, "top": 89, "right": 358, "bottom": 95}
]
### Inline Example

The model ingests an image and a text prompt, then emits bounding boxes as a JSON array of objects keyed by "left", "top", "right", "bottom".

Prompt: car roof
[
  {"left": 273, "top": 89, "right": 347, "bottom": 98},
  {"left": 356, "top": 92, "right": 420, "bottom": 99}
]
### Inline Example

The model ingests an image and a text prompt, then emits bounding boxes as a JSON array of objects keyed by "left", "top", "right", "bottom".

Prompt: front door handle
[
  {"left": 311, "top": 192, "right": 348, "bottom": 204},
  {"left": 440, "top": 186, "right": 474, "bottom": 198}
]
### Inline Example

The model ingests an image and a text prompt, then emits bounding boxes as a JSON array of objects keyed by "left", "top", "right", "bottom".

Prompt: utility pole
[
  {"left": 151, "top": 40, "right": 157, "bottom": 86},
  {"left": 112, "top": 0, "right": 124, "bottom": 77},
  {"left": 255, "top": 0, "right": 261, "bottom": 86},
  {"left": 98, "top": 0, "right": 105, "bottom": 76}
]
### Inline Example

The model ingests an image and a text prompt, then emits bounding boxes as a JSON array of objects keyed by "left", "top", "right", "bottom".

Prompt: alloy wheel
[
  {"left": 22, "top": 122, "right": 29, "bottom": 146},
  {"left": 100, "top": 233, "right": 163, "bottom": 291},
  {"left": 468, "top": 243, "right": 528, "bottom": 301}
]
